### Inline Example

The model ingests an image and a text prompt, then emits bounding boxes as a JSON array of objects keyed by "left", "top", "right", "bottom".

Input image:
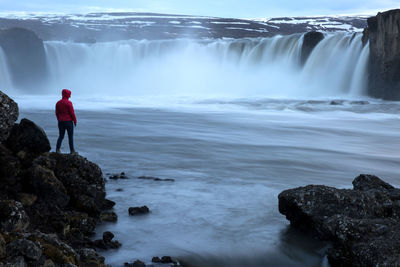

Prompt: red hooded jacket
[{"left": 55, "top": 89, "right": 77, "bottom": 124}]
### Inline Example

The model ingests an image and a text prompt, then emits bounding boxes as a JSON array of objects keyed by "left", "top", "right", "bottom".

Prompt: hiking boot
[
  {"left": 56, "top": 149, "right": 61, "bottom": 153},
  {"left": 70, "top": 150, "right": 78, "bottom": 155}
]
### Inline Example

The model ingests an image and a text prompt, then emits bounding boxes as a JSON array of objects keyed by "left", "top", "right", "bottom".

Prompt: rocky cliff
[
  {"left": 300, "top": 31, "right": 324, "bottom": 65},
  {"left": 0, "top": 90, "right": 117, "bottom": 266},
  {"left": 0, "top": 28, "right": 48, "bottom": 90},
  {"left": 279, "top": 174, "right": 400, "bottom": 266},
  {"left": 364, "top": 9, "right": 400, "bottom": 99}
]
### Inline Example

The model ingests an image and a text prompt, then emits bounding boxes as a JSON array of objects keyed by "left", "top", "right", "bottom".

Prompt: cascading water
[
  {"left": 0, "top": 47, "right": 13, "bottom": 91},
  {"left": 38, "top": 32, "right": 369, "bottom": 101}
]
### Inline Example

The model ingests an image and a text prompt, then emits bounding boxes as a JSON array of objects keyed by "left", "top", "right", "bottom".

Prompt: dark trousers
[{"left": 56, "top": 121, "right": 74, "bottom": 152}]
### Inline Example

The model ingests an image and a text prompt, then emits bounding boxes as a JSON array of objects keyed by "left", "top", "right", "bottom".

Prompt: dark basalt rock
[
  {"left": 128, "top": 206, "right": 150, "bottom": 216},
  {"left": 0, "top": 28, "right": 47, "bottom": 89},
  {"left": 100, "top": 211, "right": 118, "bottom": 222},
  {"left": 364, "top": 9, "right": 400, "bottom": 99},
  {"left": 0, "top": 91, "right": 18, "bottom": 143},
  {"left": 93, "top": 231, "right": 121, "bottom": 250},
  {"left": 138, "top": 176, "right": 175, "bottom": 182},
  {"left": 0, "top": 200, "right": 30, "bottom": 232},
  {"left": 5, "top": 118, "right": 51, "bottom": 155},
  {"left": 0, "top": 92, "right": 117, "bottom": 266},
  {"left": 300, "top": 31, "right": 324, "bottom": 65},
  {"left": 278, "top": 174, "right": 400, "bottom": 266},
  {"left": 125, "top": 260, "right": 146, "bottom": 267}
]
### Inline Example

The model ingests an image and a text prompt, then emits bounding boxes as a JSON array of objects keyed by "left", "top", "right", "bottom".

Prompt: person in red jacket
[{"left": 55, "top": 89, "right": 77, "bottom": 154}]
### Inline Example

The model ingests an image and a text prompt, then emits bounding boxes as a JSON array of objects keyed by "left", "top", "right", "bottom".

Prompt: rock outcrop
[
  {"left": 0, "top": 91, "right": 18, "bottom": 142},
  {"left": 364, "top": 9, "right": 400, "bottom": 99},
  {"left": 279, "top": 174, "right": 400, "bottom": 266},
  {"left": 300, "top": 31, "right": 324, "bottom": 65},
  {"left": 0, "top": 90, "right": 117, "bottom": 266},
  {"left": 0, "top": 28, "right": 47, "bottom": 89}
]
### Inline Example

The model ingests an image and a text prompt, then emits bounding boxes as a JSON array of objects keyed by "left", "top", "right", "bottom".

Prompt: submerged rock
[
  {"left": 125, "top": 259, "right": 146, "bottom": 267},
  {"left": 278, "top": 174, "right": 400, "bottom": 266},
  {"left": 138, "top": 176, "right": 175, "bottom": 182},
  {"left": 128, "top": 206, "right": 150, "bottom": 216}
]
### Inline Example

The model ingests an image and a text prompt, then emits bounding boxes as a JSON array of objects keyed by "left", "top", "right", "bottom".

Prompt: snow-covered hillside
[{"left": 0, "top": 12, "right": 369, "bottom": 41}]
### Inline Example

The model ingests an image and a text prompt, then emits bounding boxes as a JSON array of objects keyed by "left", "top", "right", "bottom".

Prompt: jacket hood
[{"left": 62, "top": 89, "right": 71, "bottom": 99}]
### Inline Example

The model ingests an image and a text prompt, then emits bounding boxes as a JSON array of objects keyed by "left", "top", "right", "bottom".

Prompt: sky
[{"left": 0, "top": 0, "right": 399, "bottom": 18}]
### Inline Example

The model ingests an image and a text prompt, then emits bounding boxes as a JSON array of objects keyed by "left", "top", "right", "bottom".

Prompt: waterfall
[
  {"left": 4, "top": 32, "right": 370, "bottom": 99},
  {"left": 0, "top": 47, "right": 13, "bottom": 93}
]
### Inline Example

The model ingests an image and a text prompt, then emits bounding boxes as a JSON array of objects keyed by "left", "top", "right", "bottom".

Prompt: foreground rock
[
  {"left": 0, "top": 90, "right": 118, "bottom": 266},
  {"left": 0, "top": 91, "right": 18, "bottom": 142},
  {"left": 364, "top": 9, "right": 400, "bottom": 99},
  {"left": 278, "top": 174, "right": 400, "bottom": 266}
]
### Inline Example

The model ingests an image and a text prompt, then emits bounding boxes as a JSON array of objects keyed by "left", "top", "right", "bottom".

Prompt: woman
[{"left": 55, "top": 89, "right": 77, "bottom": 154}]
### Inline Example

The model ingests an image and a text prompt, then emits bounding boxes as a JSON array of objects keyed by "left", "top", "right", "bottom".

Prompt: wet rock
[
  {"left": 65, "top": 211, "right": 97, "bottom": 236},
  {"left": 0, "top": 234, "right": 5, "bottom": 259},
  {"left": 4, "top": 256, "right": 27, "bottom": 267},
  {"left": 100, "top": 211, "right": 118, "bottom": 222},
  {"left": 352, "top": 174, "right": 394, "bottom": 191},
  {"left": 17, "top": 193, "right": 37, "bottom": 207},
  {"left": 349, "top": 100, "right": 369, "bottom": 105},
  {"left": 329, "top": 100, "right": 345, "bottom": 105},
  {"left": 5, "top": 118, "right": 51, "bottom": 154},
  {"left": 138, "top": 176, "right": 175, "bottom": 182},
  {"left": 0, "top": 91, "right": 18, "bottom": 143},
  {"left": 128, "top": 206, "right": 150, "bottom": 216},
  {"left": 49, "top": 153, "right": 106, "bottom": 216},
  {"left": 364, "top": 9, "right": 400, "bottom": 99},
  {"left": 300, "top": 31, "right": 324, "bottom": 65},
  {"left": 102, "top": 198, "right": 116, "bottom": 210},
  {"left": 30, "top": 165, "right": 69, "bottom": 208},
  {"left": 161, "top": 256, "right": 175, "bottom": 264},
  {"left": 6, "top": 238, "right": 42, "bottom": 261},
  {"left": 102, "top": 231, "right": 114, "bottom": 243},
  {"left": 78, "top": 248, "right": 105, "bottom": 267},
  {"left": 27, "top": 232, "right": 79, "bottom": 265},
  {"left": 116, "top": 188, "right": 124, "bottom": 192},
  {"left": 93, "top": 231, "right": 121, "bottom": 250},
  {"left": 109, "top": 172, "right": 128, "bottom": 180},
  {"left": 125, "top": 260, "right": 146, "bottom": 267},
  {"left": 278, "top": 174, "right": 400, "bottom": 266},
  {"left": 0, "top": 200, "right": 29, "bottom": 232}
]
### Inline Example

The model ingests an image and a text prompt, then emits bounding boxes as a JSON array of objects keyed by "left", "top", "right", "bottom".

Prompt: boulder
[
  {"left": 78, "top": 248, "right": 106, "bottom": 267},
  {"left": 0, "top": 28, "right": 47, "bottom": 89},
  {"left": 0, "top": 234, "right": 5, "bottom": 259},
  {"left": 6, "top": 238, "right": 43, "bottom": 261},
  {"left": 124, "top": 260, "right": 146, "bottom": 267},
  {"left": 30, "top": 165, "right": 69, "bottom": 208},
  {"left": 100, "top": 211, "right": 118, "bottom": 222},
  {"left": 364, "top": 9, "right": 400, "bottom": 99},
  {"left": 128, "top": 206, "right": 150, "bottom": 216},
  {"left": 300, "top": 31, "right": 324, "bottom": 65},
  {"left": 0, "top": 200, "right": 29, "bottom": 232},
  {"left": 5, "top": 118, "right": 51, "bottom": 154},
  {"left": 49, "top": 153, "right": 106, "bottom": 216},
  {"left": 0, "top": 91, "right": 18, "bottom": 142},
  {"left": 278, "top": 174, "right": 400, "bottom": 266}
]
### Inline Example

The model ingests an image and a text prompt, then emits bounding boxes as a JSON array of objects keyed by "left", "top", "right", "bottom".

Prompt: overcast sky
[{"left": 0, "top": 0, "right": 399, "bottom": 18}]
